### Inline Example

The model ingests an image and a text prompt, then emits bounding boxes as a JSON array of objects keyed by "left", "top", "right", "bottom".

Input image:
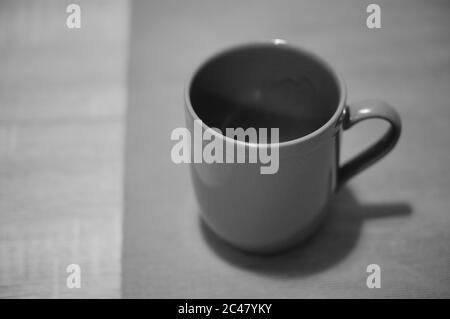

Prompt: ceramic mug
[{"left": 184, "top": 41, "right": 401, "bottom": 254}]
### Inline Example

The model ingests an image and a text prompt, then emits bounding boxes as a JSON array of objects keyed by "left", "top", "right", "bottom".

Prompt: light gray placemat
[{"left": 123, "top": 0, "right": 450, "bottom": 298}]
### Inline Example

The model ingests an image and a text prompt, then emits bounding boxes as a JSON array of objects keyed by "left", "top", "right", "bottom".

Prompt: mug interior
[{"left": 189, "top": 44, "right": 341, "bottom": 143}]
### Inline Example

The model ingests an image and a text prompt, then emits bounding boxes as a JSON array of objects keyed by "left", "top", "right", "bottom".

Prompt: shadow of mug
[{"left": 198, "top": 186, "right": 411, "bottom": 278}]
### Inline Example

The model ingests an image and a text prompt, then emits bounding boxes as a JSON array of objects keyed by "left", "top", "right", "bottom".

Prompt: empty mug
[{"left": 184, "top": 41, "right": 401, "bottom": 254}]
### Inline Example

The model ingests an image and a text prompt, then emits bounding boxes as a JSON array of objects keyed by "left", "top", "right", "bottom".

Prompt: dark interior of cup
[{"left": 189, "top": 44, "right": 340, "bottom": 142}]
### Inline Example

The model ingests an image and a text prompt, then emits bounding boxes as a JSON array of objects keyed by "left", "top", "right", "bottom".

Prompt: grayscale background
[{"left": 0, "top": 0, "right": 449, "bottom": 298}]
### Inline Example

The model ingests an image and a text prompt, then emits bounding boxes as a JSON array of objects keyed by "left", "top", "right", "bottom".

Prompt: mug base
[{"left": 201, "top": 206, "right": 330, "bottom": 256}]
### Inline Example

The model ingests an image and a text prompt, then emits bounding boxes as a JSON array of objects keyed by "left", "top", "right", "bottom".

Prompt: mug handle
[{"left": 338, "top": 99, "right": 402, "bottom": 188}]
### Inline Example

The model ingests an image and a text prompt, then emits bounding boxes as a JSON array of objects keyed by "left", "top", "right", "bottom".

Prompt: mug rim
[{"left": 184, "top": 40, "right": 347, "bottom": 149}]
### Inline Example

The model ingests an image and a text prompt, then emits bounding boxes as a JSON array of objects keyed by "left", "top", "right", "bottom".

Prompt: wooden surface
[
  {"left": 123, "top": 0, "right": 450, "bottom": 298},
  {"left": 0, "top": 0, "right": 128, "bottom": 298}
]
